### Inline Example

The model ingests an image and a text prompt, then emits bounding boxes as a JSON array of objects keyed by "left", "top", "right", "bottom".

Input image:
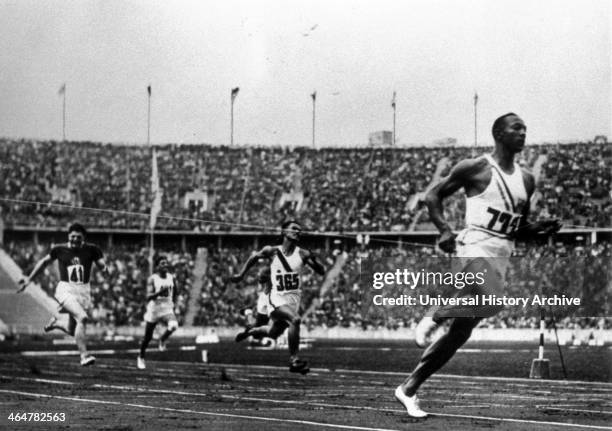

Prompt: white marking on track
[
  {"left": 19, "top": 345, "right": 197, "bottom": 357},
  {"left": 537, "top": 406, "right": 612, "bottom": 415},
  {"left": 457, "top": 348, "right": 532, "bottom": 353},
  {"left": 213, "top": 362, "right": 612, "bottom": 388},
  {"left": 0, "top": 389, "right": 399, "bottom": 431}
]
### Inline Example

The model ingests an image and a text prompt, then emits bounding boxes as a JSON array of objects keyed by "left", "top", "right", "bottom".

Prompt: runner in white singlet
[
  {"left": 231, "top": 221, "right": 325, "bottom": 374},
  {"left": 137, "top": 256, "right": 179, "bottom": 370},
  {"left": 394, "top": 113, "right": 562, "bottom": 418}
]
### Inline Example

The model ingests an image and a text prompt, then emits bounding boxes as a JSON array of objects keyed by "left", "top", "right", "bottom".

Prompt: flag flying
[
  {"left": 231, "top": 87, "right": 240, "bottom": 103},
  {"left": 311, "top": 91, "right": 316, "bottom": 101},
  {"left": 391, "top": 91, "right": 396, "bottom": 109},
  {"left": 150, "top": 148, "right": 162, "bottom": 229},
  {"left": 58, "top": 83, "right": 66, "bottom": 95}
]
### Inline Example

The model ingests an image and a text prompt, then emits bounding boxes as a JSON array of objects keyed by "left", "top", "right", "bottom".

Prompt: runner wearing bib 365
[{"left": 231, "top": 220, "right": 325, "bottom": 374}]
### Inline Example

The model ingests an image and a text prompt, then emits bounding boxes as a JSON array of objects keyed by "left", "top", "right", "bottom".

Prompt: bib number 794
[{"left": 486, "top": 208, "right": 521, "bottom": 235}]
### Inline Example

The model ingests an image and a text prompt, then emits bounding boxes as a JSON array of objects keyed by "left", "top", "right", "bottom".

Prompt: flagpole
[
  {"left": 393, "top": 103, "right": 396, "bottom": 146},
  {"left": 147, "top": 87, "right": 151, "bottom": 146},
  {"left": 62, "top": 87, "right": 66, "bottom": 141},
  {"left": 230, "top": 88, "right": 239, "bottom": 146},
  {"left": 474, "top": 92, "right": 478, "bottom": 147},
  {"left": 312, "top": 91, "right": 316, "bottom": 148},
  {"left": 147, "top": 85, "right": 154, "bottom": 274},
  {"left": 230, "top": 94, "right": 234, "bottom": 146},
  {"left": 391, "top": 91, "right": 396, "bottom": 146}
]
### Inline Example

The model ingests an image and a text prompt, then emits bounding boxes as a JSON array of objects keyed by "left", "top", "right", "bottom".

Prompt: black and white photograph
[{"left": 0, "top": 0, "right": 610, "bottom": 430}]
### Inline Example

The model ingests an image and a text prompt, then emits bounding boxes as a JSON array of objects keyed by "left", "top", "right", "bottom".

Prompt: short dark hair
[
  {"left": 491, "top": 112, "right": 519, "bottom": 140},
  {"left": 281, "top": 220, "right": 301, "bottom": 230},
  {"left": 155, "top": 255, "right": 168, "bottom": 267},
  {"left": 67, "top": 223, "right": 87, "bottom": 236}
]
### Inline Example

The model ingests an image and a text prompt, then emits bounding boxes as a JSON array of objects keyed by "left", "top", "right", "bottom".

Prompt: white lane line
[
  {"left": 537, "top": 406, "right": 612, "bottom": 415},
  {"left": 25, "top": 355, "right": 605, "bottom": 391},
  {"left": 212, "top": 363, "right": 612, "bottom": 388},
  {"left": 3, "top": 374, "right": 611, "bottom": 430},
  {"left": 457, "top": 349, "right": 533, "bottom": 353},
  {"left": 319, "top": 347, "right": 534, "bottom": 354},
  {"left": 19, "top": 345, "right": 196, "bottom": 357},
  {"left": 11, "top": 349, "right": 611, "bottom": 389},
  {"left": 0, "top": 389, "right": 400, "bottom": 431}
]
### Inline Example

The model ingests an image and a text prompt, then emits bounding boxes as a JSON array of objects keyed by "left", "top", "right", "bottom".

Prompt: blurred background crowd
[
  {"left": 1, "top": 139, "right": 609, "bottom": 331},
  {"left": 1, "top": 139, "right": 609, "bottom": 232}
]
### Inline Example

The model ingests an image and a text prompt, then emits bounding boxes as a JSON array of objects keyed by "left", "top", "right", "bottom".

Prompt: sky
[{"left": 0, "top": 0, "right": 610, "bottom": 147}]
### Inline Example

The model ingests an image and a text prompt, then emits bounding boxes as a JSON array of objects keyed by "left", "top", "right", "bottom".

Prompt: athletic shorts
[
  {"left": 256, "top": 291, "right": 271, "bottom": 315},
  {"left": 144, "top": 302, "right": 177, "bottom": 325},
  {"left": 456, "top": 228, "right": 513, "bottom": 280},
  {"left": 55, "top": 281, "right": 92, "bottom": 313},
  {"left": 268, "top": 290, "right": 301, "bottom": 316},
  {"left": 430, "top": 229, "right": 514, "bottom": 320}
]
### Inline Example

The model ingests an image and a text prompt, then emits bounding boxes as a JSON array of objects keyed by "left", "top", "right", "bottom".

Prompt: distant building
[
  {"left": 368, "top": 131, "right": 393, "bottom": 146},
  {"left": 432, "top": 137, "right": 457, "bottom": 147}
]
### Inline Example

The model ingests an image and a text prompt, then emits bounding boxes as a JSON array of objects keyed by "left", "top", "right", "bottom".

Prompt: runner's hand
[
  {"left": 17, "top": 278, "right": 30, "bottom": 293},
  {"left": 438, "top": 229, "right": 457, "bottom": 254},
  {"left": 530, "top": 219, "right": 562, "bottom": 236}
]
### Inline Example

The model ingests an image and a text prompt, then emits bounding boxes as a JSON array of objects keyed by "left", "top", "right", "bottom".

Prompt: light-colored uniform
[
  {"left": 456, "top": 154, "right": 529, "bottom": 278},
  {"left": 144, "top": 273, "right": 178, "bottom": 327},
  {"left": 56, "top": 281, "right": 92, "bottom": 311},
  {"left": 256, "top": 283, "right": 271, "bottom": 315},
  {"left": 268, "top": 246, "right": 304, "bottom": 315}
]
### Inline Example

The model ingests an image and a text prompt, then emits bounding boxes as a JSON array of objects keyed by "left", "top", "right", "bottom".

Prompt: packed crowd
[
  {"left": 1, "top": 139, "right": 610, "bottom": 232},
  {"left": 195, "top": 241, "right": 611, "bottom": 330},
  {"left": 6, "top": 240, "right": 193, "bottom": 327},
  {"left": 5, "top": 236, "right": 610, "bottom": 330}
]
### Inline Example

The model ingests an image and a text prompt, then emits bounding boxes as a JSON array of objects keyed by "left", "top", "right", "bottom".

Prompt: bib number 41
[{"left": 67, "top": 265, "right": 85, "bottom": 283}]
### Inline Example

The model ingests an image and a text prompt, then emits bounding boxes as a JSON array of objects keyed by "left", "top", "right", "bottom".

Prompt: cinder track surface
[{"left": 1, "top": 339, "right": 610, "bottom": 430}]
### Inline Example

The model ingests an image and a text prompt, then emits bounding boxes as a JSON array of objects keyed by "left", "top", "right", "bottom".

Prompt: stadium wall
[
  {"left": 76, "top": 325, "right": 612, "bottom": 344},
  {"left": 5, "top": 227, "right": 611, "bottom": 252}
]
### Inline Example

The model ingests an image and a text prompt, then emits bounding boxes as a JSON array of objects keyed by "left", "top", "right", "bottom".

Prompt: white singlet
[
  {"left": 268, "top": 246, "right": 304, "bottom": 314},
  {"left": 144, "top": 273, "right": 177, "bottom": 323},
  {"left": 457, "top": 154, "right": 529, "bottom": 262}
]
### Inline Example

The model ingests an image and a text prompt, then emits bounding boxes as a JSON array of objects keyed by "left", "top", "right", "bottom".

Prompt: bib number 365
[{"left": 276, "top": 273, "right": 299, "bottom": 291}]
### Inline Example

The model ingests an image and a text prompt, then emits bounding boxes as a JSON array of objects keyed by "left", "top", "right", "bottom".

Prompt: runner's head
[
  {"left": 155, "top": 255, "right": 169, "bottom": 274},
  {"left": 67, "top": 223, "right": 86, "bottom": 248},
  {"left": 491, "top": 113, "right": 526, "bottom": 153},
  {"left": 281, "top": 220, "right": 302, "bottom": 243},
  {"left": 257, "top": 266, "right": 271, "bottom": 284}
]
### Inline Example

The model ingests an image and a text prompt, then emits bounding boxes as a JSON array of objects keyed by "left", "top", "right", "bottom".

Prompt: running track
[{"left": 1, "top": 351, "right": 611, "bottom": 430}]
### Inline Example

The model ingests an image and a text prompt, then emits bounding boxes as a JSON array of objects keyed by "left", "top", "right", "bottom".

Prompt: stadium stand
[
  {"left": 0, "top": 139, "right": 609, "bottom": 231},
  {"left": 0, "top": 139, "right": 609, "bottom": 333}
]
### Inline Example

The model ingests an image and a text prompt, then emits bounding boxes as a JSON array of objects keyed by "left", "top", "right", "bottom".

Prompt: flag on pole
[
  {"left": 474, "top": 92, "right": 478, "bottom": 104},
  {"left": 58, "top": 83, "right": 66, "bottom": 95},
  {"left": 311, "top": 91, "right": 316, "bottom": 101},
  {"left": 150, "top": 148, "right": 163, "bottom": 229},
  {"left": 147, "top": 85, "right": 151, "bottom": 96},
  {"left": 231, "top": 87, "right": 240, "bottom": 103},
  {"left": 391, "top": 91, "right": 396, "bottom": 109}
]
